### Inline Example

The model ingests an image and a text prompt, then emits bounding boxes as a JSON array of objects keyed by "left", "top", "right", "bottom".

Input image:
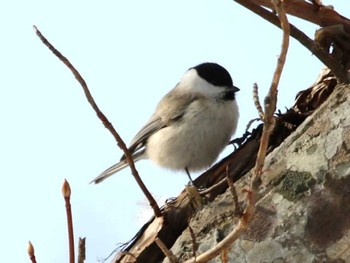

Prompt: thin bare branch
[
  {"left": 62, "top": 179, "right": 75, "bottom": 263},
  {"left": 33, "top": 26, "right": 162, "bottom": 218},
  {"left": 270, "top": 0, "right": 290, "bottom": 93},
  {"left": 254, "top": 0, "right": 289, "bottom": 177},
  {"left": 199, "top": 177, "right": 227, "bottom": 196}
]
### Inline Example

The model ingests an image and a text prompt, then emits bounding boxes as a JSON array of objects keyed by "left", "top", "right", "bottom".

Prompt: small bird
[{"left": 91, "top": 62, "right": 239, "bottom": 184}]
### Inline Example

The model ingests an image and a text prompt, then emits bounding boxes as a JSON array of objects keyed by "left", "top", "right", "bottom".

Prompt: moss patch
[{"left": 271, "top": 171, "right": 316, "bottom": 202}]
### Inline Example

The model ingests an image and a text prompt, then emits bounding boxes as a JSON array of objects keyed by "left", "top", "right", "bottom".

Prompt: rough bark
[{"left": 163, "top": 82, "right": 350, "bottom": 263}]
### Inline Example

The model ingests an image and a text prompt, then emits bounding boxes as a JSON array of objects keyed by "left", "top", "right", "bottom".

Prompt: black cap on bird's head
[{"left": 192, "top": 62, "right": 239, "bottom": 92}]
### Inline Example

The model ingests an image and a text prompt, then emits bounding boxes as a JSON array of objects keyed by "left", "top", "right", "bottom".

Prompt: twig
[
  {"left": 27, "top": 241, "right": 37, "bottom": 263},
  {"left": 226, "top": 167, "right": 242, "bottom": 217},
  {"left": 252, "top": 83, "right": 264, "bottom": 120},
  {"left": 155, "top": 238, "right": 178, "bottom": 263},
  {"left": 220, "top": 248, "right": 228, "bottom": 263},
  {"left": 254, "top": 0, "right": 289, "bottom": 177},
  {"left": 239, "top": 0, "right": 290, "bottom": 243},
  {"left": 233, "top": 0, "right": 348, "bottom": 82},
  {"left": 62, "top": 179, "right": 75, "bottom": 263},
  {"left": 188, "top": 224, "right": 198, "bottom": 259},
  {"left": 78, "top": 237, "right": 86, "bottom": 263},
  {"left": 199, "top": 176, "right": 226, "bottom": 196},
  {"left": 33, "top": 26, "right": 162, "bottom": 218}
]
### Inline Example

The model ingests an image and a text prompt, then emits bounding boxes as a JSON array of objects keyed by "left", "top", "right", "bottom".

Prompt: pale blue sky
[{"left": 1, "top": 1, "right": 349, "bottom": 262}]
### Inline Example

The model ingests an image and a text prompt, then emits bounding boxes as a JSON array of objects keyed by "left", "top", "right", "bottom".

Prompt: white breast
[{"left": 146, "top": 98, "right": 238, "bottom": 171}]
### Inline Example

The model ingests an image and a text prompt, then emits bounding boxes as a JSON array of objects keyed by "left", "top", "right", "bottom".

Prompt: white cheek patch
[{"left": 179, "top": 69, "right": 227, "bottom": 98}]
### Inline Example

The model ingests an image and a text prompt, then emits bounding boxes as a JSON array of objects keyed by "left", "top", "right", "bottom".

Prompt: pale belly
[{"left": 145, "top": 100, "right": 238, "bottom": 171}]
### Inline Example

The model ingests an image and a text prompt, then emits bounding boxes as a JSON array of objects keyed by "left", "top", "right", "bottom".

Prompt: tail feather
[
  {"left": 90, "top": 150, "right": 146, "bottom": 184},
  {"left": 90, "top": 161, "right": 129, "bottom": 184}
]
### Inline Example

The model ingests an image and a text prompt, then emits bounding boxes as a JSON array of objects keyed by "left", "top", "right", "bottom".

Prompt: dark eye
[{"left": 222, "top": 89, "right": 236, "bottom": 101}]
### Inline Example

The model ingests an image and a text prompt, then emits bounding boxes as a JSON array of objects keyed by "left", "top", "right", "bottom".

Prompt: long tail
[{"left": 90, "top": 150, "right": 145, "bottom": 184}]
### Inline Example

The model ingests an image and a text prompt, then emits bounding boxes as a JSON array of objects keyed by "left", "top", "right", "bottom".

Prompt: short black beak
[{"left": 232, "top": 85, "right": 240, "bottom": 92}]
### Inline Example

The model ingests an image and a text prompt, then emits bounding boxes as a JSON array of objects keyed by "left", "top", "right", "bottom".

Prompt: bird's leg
[{"left": 185, "top": 167, "right": 195, "bottom": 185}]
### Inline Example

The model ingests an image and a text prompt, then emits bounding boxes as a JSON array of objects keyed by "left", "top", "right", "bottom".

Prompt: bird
[{"left": 91, "top": 62, "right": 239, "bottom": 184}]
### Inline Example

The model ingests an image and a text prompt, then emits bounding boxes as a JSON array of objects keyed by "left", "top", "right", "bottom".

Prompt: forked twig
[{"left": 33, "top": 26, "right": 162, "bottom": 218}]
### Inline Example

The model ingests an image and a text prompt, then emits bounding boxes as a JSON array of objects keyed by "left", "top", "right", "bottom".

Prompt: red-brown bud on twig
[
  {"left": 27, "top": 241, "right": 37, "bottom": 263},
  {"left": 62, "top": 179, "right": 71, "bottom": 198},
  {"left": 27, "top": 241, "right": 34, "bottom": 257}
]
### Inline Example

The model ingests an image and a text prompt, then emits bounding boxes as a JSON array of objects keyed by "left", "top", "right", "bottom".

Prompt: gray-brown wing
[
  {"left": 127, "top": 115, "right": 165, "bottom": 155},
  {"left": 123, "top": 86, "right": 199, "bottom": 159}
]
